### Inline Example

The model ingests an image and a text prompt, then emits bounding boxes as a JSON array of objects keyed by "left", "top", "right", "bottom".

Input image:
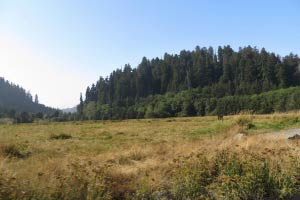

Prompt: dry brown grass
[{"left": 1, "top": 113, "right": 300, "bottom": 199}]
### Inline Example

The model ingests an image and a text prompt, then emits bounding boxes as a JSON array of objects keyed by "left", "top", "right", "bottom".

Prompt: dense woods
[
  {"left": 0, "top": 77, "right": 57, "bottom": 122},
  {"left": 2, "top": 45, "right": 300, "bottom": 122},
  {"left": 81, "top": 45, "right": 300, "bottom": 120}
]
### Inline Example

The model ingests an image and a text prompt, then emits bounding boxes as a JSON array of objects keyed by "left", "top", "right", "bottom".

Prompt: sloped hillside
[{"left": 0, "top": 77, "right": 55, "bottom": 115}]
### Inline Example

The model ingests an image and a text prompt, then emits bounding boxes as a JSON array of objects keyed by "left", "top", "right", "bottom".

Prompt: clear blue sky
[{"left": 0, "top": 0, "right": 299, "bottom": 108}]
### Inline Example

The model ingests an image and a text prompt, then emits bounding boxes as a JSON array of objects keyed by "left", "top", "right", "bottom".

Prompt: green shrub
[
  {"left": 49, "top": 133, "right": 72, "bottom": 140},
  {"left": 235, "top": 113, "right": 255, "bottom": 132},
  {"left": 171, "top": 161, "right": 212, "bottom": 199},
  {"left": 169, "top": 150, "right": 300, "bottom": 200},
  {"left": 1, "top": 143, "right": 31, "bottom": 158}
]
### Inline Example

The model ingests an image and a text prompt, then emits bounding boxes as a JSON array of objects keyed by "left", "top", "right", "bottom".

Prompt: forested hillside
[
  {"left": 80, "top": 45, "right": 300, "bottom": 120},
  {"left": 0, "top": 77, "right": 55, "bottom": 118}
]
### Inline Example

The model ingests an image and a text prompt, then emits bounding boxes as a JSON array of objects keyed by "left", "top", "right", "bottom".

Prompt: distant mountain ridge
[
  {"left": 62, "top": 106, "right": 77, "bottom": 113},
  {"left": 0, "top": 77, "right": 55, "bottom": 115}
]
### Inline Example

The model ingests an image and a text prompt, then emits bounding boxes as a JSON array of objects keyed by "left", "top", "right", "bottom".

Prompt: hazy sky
[{"left": 0, "top": 0, "right": 300, "bottom": 108}]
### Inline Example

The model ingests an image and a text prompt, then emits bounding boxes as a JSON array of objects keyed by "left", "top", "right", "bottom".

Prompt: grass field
[{"left": 1, "top": 113, "right": 300, "bottom": 199}]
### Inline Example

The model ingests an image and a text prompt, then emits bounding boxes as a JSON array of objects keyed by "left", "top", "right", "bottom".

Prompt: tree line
[
  {"left": 0, "top": 77, "right": 60, "bottom": 123},
  {"left": 79, "top": 45, "right": 300, "bottom": 120}
]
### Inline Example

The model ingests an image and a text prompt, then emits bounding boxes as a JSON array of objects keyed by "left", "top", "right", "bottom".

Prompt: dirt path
[
  {"left": 283, "top": 128, "right": 300, "bottom": 139},
  {"left": 226, "top": 128, "right": 300, "bottom": 152}
]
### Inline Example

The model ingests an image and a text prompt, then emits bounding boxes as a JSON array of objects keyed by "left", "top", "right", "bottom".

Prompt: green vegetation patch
[
  {"left": 252, "top": 117, "right": 300, "bottom": 131},
  {"left": 169, "top": 150, "right": 300, "bottom": 200},
  {"left": 1, "top": 143, "right": 31, "bottom": 158},
  {"left": 189, "top": 121, "right": 233, "bottom": 136},
  {"left": 49, "top": 133, "right": 72, "bottom": 140}
]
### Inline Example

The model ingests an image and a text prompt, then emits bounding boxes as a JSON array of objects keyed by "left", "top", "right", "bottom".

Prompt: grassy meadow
[{"left": 1, "top": 113, "right": 300, "bottom": 199}]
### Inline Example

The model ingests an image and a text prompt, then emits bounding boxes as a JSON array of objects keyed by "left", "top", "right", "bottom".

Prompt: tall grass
[{"left": 1, "top": 113, "right": 300, "bottom": 199}]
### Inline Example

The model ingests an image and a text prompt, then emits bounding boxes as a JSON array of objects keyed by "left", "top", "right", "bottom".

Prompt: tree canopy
[
  {"left": 80, "top": 45, "right": 300, "bottom": 120},
  {"left": 0, "top": 77, "right": 56, "bottom": 119}
]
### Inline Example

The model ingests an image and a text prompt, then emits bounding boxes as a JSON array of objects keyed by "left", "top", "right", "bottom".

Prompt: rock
[
  {"left": 288, "top": 134, "right": 300, "bottom": 140},
  {"left": 284, "top": 129, "right": 300, "bottom": 139}
]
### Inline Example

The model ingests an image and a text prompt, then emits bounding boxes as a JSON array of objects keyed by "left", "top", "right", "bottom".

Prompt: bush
[
  {"left": 235, "top": 112, "right": 254, "bottom": 132},
  {"left": 49, "top": 133, "right": 72, "bottom": 140},
  {"left": 171, "top": 157, "right": 212, "bottom": 199},
  {"left": 1, "top": 144, "right": 31, "bottom": 158},
  {"left": 169, "top": 150, "right": 300, "bottom": 200}
]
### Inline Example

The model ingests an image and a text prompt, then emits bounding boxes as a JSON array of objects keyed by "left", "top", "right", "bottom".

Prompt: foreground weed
[
  {"left": 49, "top": 133, "right": 72, "bottom": 140},
  {"left": 1, "top": 143, "right": 31, "bottom": 158},
  {"left": 170, "top": 150, "right": 300, "bottom": 200}
]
